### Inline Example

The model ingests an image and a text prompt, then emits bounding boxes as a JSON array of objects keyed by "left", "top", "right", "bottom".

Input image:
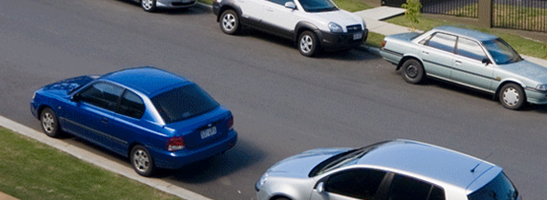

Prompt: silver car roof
[
  {"left": 357, "top": 139, "right": 501, "bottom": 190},
  {"left": 432, "top": 26, "right": 499, "bottom": 42}
]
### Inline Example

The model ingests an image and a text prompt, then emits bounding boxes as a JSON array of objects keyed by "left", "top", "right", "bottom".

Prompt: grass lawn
[
  {"left": 385, "top": 15, "right": 547, "bottom": 59},
  {"left": 0, "top": 127, "right": 182, "bottom": 200},
  {"left": 364, "top": 32, "right": 385, "bottom": 48}
]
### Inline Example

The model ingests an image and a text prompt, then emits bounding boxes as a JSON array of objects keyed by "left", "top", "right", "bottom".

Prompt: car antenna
[{"left": 471, "top": 152, "right": 493, "bottom": 173}]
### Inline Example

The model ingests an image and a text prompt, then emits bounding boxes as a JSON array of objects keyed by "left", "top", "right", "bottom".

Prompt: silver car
[
  {"left": 255, "top": 139, "right": 520, "bottom": 200},
  {"left": 380, "top": 26, "right": 547, "bottom": 110},
  {"left": 136, "top": 0, "right": 197, "bottom": 12}
]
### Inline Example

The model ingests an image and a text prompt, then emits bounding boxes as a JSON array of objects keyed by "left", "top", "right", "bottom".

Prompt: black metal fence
[
  {"left": 382, "top": 0, "right": 547, "bottom": 32},
  {"left": 493, "top": 0, "right": 547, "bottom": 32},
  {"left": 421, "top": 0, "right": 478, "bottom": 18}
]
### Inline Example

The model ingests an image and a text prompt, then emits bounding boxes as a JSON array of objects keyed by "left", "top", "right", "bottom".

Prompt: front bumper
[
  {"left": 317, "top": 28, "right": 368, "bottom": 51},
  {"left": 150, "top": 129, "right": 238, "bottom": 169},
  {"left": 156, "top": 0, "right": 197, "bottom": 8},
  {"left": 525, "top": 89, "right": 547, "bottom": 104}
]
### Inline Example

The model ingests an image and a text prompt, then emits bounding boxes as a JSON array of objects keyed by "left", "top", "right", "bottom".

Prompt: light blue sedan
[{"left": 380, "top": 26, "right": 547, "bottom": 110}]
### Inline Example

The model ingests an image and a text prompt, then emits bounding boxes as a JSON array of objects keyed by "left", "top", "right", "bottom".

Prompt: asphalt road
[{"left": 1, "top": 0, "right": 546, "bottom": 199}]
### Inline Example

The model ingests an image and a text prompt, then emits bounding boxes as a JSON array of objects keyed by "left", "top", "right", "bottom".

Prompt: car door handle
[
  {"left": 266, "top": 7, "right": 273, "bottom": 12},
  {"left": 101, "top": 118, "right": 109, "bottom": 124},
  {"left": 422, "top": 51, "right": 429, "bottom": 55},
  {"left": 455, "top": 60, "right": 462, "bottom": 65}
]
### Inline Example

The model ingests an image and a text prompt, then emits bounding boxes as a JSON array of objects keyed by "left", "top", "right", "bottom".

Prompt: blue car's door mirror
[{"left": 70, "top": 93, "right": 81, "bottom": 102}]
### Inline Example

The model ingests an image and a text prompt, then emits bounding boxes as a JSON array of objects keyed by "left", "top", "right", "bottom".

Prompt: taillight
[
  {"left": 227, "top": 116, "right": 234, "bottom": 131},
  {"left": 167, "top": 136, "right": 185, "bottom": 151},
  {"left": 381, "top": 40, "right": 386, "bottom": 47}
]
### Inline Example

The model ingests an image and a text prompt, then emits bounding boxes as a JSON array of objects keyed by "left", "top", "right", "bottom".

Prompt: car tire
[
  {"left": 130, "top": 145, "right": 155, "bottom": 177},
  {"left": 141, "top": 0, "right": 157, "bottom": 12},
  {"left": 401, "top": 59, "right": 425, "bottom": 84},
  {"left": 40, "top": 107, "right": 63, "bottom": 138},
  {"left": 499, "top": 83, "right": 525, "bottom": 110},
  {"left": 298, "top": 31, "right": 319, "bottom": 57},
  {"left": 220, "top": 10, "right": 241, "bottom": 35}
]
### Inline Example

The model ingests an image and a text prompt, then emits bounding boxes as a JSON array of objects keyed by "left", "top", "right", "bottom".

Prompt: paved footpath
[
  {"left": 0, "top": 116, "right": 211, "bottom": 200},
  {"left": 0, "top": 192, "right": 19, "bottom": 200}
]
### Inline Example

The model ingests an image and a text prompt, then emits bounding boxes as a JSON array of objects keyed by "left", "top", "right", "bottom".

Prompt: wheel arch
[
  {"left": 294, "top": 21, "right": 320, "bottom": 43},
  {"left": 216, "top": 3, "right": 242, "bottom": 22},
  {"left": 494, "top": 79, "right": 527, "bottom": 100},
  {"left": 36, "top": 104, "right": 52, "bottom": 119},
  {"left": 128, "top": 142, "right": 146, "bottom": 158},
  {"left": 270, "top": 194, "right": 293, "bottom": 200},
  {"left": 397, "top": 55, "right": 424, "bottom": 72}
]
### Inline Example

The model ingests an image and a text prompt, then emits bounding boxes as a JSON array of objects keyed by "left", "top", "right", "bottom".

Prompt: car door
[
  {"left": 260, "top": 0, "right": 299, "bottom": 39},
  {"left": 451, "top": 37, "right": 495, "bottom": 92},
  {"left": 62, "top": 82, "right": 125, "bottom": 149},
  {"left": 237, "top": 0, "right": 265, "bottom": 28},
  {"left": 419, "top": 32, "right": 457, "bottom": 79},
  {"left": 310, "top": 168, "right": 388, "bottom": 200},
  {"left": 385, "top": 174, "right": 445, "bottom": 200},
  {"left": 107, "top": 89, "right": 147, "bottom": 155}
]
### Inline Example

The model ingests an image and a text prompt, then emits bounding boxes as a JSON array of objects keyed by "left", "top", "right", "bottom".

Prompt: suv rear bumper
[{"left": 318, "top": 29, "right": 368, "bottom": 51}]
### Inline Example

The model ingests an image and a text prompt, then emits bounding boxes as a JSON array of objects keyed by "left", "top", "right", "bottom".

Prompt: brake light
[
  {"left": 382, "top": 40, "right": 386, "bottom": 47},
  {"left": 227, "top": 116, "right": 234, "bottom": 131},
  {"left": 167, "top": 136, "right": 185, "bottom": 151}
]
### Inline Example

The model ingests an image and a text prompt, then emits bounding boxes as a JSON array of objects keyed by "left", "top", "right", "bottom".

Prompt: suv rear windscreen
[
  {"left": 152, "top": 84, "right": 219, "bottom": 124},
  {"left": 467, "top": 172, "right": 519, "bottom": 200}
]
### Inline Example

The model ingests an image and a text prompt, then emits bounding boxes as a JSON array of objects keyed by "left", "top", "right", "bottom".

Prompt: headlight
[
  {"left": 255, "top": 174, "right": 268, "bottom": 191},
  {"left": 536, "top": 84, "right": 547, "bottom": 92},
  {"left": 362, "top": 19, "right": 367, "bottom": 29},
  {"left": 328, "top": 22, "right": 343, "bottom": 33},
  {"left": 32, "top": 92, "right": 36, "bottom": 100}
]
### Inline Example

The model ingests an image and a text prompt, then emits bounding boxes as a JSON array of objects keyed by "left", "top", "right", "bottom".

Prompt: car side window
[
  {"left": 79, "top": 82, "right": 124, "bottom": 111},
  {"left": 387, "top": 174, "right": 445, "bottom": 200},
  {"left": 269, "top": 0, "right": 291, "bottom": 5},
  {"left": 456, "top": 37, "right": 487, "bottom": 61},
  {"left": 324, "top": 168, "right": 386, "bottom": 199},
  {"left": 425, "top": 32, "right": 457, "bottom": 53},
  {"left": 117, "top": 90, "right": 145, "bottom": 119}
]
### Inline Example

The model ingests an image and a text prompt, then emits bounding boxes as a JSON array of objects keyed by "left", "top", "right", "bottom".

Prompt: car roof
[
  {"left": 100, "top": 66, "right": 191, "bottom": 96},
  {"left": 358, "top": 139, "right": 500, "bottom": 190},
  {"left": 432, "top": 26, "right": 498, "bottom": 41}
]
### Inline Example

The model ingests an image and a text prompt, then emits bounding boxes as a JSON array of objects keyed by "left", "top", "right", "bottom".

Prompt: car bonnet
[{"left": 497, "top": 60, "right": 547, "bottom": 83}]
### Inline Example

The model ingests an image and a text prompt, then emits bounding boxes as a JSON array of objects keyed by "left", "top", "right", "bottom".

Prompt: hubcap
[
  {"left": 300, "top": 35, "right": 313, "bottom": 53},
  {"left": 142, "top": 0, "right": 153, "bottom": 10},
  {"left": 222, "top": 14, "right": 235, "bottom": 31},
  {"left": 42, "top": 112, "right": 55, "bottom": 134},
  {"left": 133, "top": 149, "right": 150, "bottom": 173},
  {"left": 406, "top": 64, "right": 418, "bottom": 78},
  {"left": 503, "top": 87, "right": 520, "bottom": 106}
]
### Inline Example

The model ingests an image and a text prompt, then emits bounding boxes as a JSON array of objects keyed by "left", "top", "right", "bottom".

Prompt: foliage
[{"left": 401, "top": 0, "right": 422, "bottom": 31}]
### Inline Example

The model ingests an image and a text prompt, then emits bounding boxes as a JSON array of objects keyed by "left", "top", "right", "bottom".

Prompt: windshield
[
  {"left": 482, "top": 38, "right": 522, "bottom": 65},
  {"left": 151, "top": 84, "right": 219, "bottom": 124},
  {"left": 309, "top": 141, "right": 388, "bottom": 177},
  {"left": 299, "top": 0, "right": 338, "bottom": 12},
  {"left": 468, "top": 172, "right": 519, "bottom": 200}
]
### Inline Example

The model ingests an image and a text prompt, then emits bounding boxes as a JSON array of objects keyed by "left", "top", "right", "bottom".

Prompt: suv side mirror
[
  {"left": 284, "top": 1, "right": 296, "bottom": 9},
  {"left": 316, "top": 182, "right": 325, "bottom": 194}
]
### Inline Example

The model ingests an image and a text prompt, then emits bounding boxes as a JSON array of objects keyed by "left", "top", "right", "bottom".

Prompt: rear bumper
[
  {"left": 150, "top": 129, "right": 238, "bottom": 169},
  {"left": 156, "top": 0, "right": 197, "bottom": 8},
  {"left": 318, "top": 29, "right": 368, "bottom": 51}
]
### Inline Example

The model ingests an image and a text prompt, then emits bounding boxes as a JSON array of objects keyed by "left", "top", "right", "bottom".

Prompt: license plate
[
  {"left": 200, "top": 126, "right": 217, "bottom": 139},
  {"left": 353, "top": 33, "right": 362, "bottom": 40}
]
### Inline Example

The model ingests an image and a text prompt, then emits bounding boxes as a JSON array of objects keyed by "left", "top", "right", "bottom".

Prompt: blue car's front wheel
[
  {"left": 131, "top": 145, "right": 156, "bottom": 177},
  {"left": 40, "top": 108, "right": 62, "bottom": 138}
]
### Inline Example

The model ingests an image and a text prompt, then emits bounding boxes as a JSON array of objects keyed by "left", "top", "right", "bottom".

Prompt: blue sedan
[{"left": 30, "top": 67, "right": 237, "bottom": 176}]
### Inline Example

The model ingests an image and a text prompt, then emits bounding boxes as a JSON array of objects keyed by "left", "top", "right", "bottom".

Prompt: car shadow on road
[
  {"left": 155, "top": 138, "right": 265, "bottom": 183},
  {"left": 240, "top": 29, "right": 377, "bottom": 61}
]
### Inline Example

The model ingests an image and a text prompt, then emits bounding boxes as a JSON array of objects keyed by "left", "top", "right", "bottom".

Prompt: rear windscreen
[
  {"left": 151, "top": 84, "right": 219, "bottom": 124},
  {"left": 467, "top": 172, "right": 518, "bottom": 200}
]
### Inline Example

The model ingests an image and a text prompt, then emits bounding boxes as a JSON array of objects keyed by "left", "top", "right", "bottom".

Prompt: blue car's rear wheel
[
  {"left": 40, "top": 107, "right": 62, "bottom": 138},
  {"left": 131, "top": 145, "right": 155, "bottom": 177}
]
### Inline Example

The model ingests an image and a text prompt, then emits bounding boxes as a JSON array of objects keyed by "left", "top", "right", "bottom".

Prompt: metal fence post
[{"left": 478, "top": 0, "right": 492, "bottom": 28}]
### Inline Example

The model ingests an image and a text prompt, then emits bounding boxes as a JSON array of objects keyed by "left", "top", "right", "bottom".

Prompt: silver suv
[{"left": 213, "top": 0, "right": 368, "bottom": 57}]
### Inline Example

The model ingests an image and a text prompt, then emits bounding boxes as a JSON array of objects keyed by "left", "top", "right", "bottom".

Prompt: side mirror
[
  {"left": 316, "top": 182, "right": 325, "bottom": 194},
  {"left": 284, "top": 1, "right": 296, "bottom": 9},
  {"left": 482, "top": 58, "right": 492, "bottom": 65},
  {"left": 70, "top": 93, "right": 80, "bottom": 102}
]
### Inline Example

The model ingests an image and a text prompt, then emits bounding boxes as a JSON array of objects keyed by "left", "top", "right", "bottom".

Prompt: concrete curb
[{"left": 0, "top": 116, "right": 211, "bottom": 200}]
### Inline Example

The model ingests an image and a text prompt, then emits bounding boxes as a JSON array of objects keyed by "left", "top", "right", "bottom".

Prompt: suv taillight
[
  {"left": 227, "top": 116, "right": 234, "bottom": 131},
  {"left": 381, "top": 40, "right": 386, "bottom": 47},
  {"left": 167, "top": 136, "right": 185, "bottom": 151}
]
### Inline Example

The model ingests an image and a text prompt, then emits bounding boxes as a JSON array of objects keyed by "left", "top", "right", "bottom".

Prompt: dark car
[{"left": 30, "top": 67, "right": 237, "bottom": 176}]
